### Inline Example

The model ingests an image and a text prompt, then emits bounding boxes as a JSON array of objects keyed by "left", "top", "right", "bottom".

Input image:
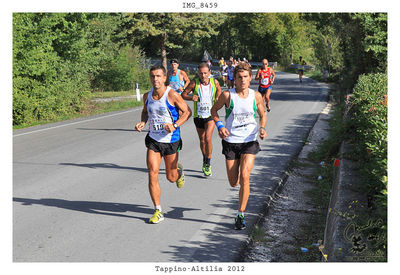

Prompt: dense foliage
[
  {"left": 349, "top": 73, "right": 387, "bottom": 214},
  {"left": 13, "top": 13, "right": 150, "bottom": 125}
]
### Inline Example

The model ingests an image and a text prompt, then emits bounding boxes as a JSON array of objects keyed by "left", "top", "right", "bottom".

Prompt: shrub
[
  {"left": 347, "top": 73, "right": 387, "bottom": 246},
  {"left": 92, "top": 46, "right": 151, "bottom": 92}
]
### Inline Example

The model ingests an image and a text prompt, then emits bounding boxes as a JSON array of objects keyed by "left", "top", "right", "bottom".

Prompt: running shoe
[
  {"left": 176, "top": 163, "right": 185, "bottom": 188},
  {"left": 234, "top": 214, "right": 246, "bottom": 230},
  {"left": 149, "top": 209, "right": 164, "bottom": 224},
  {"left": 202, "top": 163, "right": 212, "bottom": 177}
]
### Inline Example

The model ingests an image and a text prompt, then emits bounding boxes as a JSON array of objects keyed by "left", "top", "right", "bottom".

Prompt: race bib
[
  {"left": 198, "top": 101, "right": 211, "bottom": 117},
  {"left": 233, "top": 113, "right": 253, "bottom": 130},
  {"left": 150, "top": 119, "right": 166, "bottom": 134},
  {"left": 261, "top": 77, "right": 270, "bottom": 85}
]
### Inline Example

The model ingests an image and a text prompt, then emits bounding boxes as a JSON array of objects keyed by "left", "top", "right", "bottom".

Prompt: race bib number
[
  {"left": 150, "top": 119, "right": 166, "bottom": 134},
  {"left": 233, "top": 113, "right": 253, "bottom": 130},
  {"left": 261, "top": 77, "right": 270, "bottom": 85},
  {"left": 198, "top": 101, "right": 211, "bottom": 117}
]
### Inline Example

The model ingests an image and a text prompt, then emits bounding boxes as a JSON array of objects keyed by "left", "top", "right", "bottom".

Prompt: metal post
[{"left": 135, "top": 83, "right": 140, "bottom": 102}]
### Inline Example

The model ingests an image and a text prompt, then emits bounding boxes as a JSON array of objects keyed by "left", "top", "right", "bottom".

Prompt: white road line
[{"left": 13, "top": 109, "right": 138, "bottom": 137}]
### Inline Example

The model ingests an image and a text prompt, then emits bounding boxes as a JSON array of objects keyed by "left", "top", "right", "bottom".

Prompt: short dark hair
[
  {"left": 150, "top": 65, "right": 166, "bottom": 76},
  {"left": 233, "top": 63, "right": 252, "bottom": 79},
  {"left": 198, "top": 62, "right": 210, "bottom": 70},
  {"left": 170, "top": 58, "right": 179, "bottom": 64}
]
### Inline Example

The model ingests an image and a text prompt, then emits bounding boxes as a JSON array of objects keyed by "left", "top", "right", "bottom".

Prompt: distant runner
[
  {"left": 255, "top": 59, "right": 275, "bottom": 112},
  {"left": 135, "top": 65, "right": 192, "bottom": 224},
  {"left": 167, "top": 58, "right": 190, "bottom": 94},
  {"left": 221, "top": 61, "right": 228, "bottom": 87},
  {"left": 218, "top": 57, "right": 225, "bottom": 68},
  {"left": 182, "top": 62, "right": 222, "bottom": 176},
  {"left": 211, "top": 63, "right": 267, "bottom": 230},
  {"left": 298, "top": 56, "right": 306, "bottom": 83},
  {"left": 224, "top": 60, "right": 235, "bottom": 89}
]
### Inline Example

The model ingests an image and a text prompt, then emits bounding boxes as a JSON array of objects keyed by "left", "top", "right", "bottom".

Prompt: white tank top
[
  {"left": 146, "top": 86, "right": 180, "bottom": 143},
  {"left": 224, "top": 88, "right": 258, "bottom": 143},
  {"left": 197, "top": 81, "right": 214, "bottom": 118}
]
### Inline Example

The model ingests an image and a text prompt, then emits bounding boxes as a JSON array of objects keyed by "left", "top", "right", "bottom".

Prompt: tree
[{"left": 126, "top": 13, "right": 226, "bottom": 69}]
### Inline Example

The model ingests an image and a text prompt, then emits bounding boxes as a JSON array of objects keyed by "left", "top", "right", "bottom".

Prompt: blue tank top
[
  {"left": 146, "top": 86, "right": 180, "bottom": 143},
  {"left": 169, "top": 69, "right": 185, "bottom": 94}
]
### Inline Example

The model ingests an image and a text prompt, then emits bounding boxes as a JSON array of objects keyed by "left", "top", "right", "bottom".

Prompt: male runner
[
  {"left": 224, "top": 60, "right": 235, "bottom": 89},
  {"left": 181, "top": 62, "right": 222, "bottom": 176},
  {"left": 255, "top": 59, "right": 275, "bottom": 112},
  {"left": 211, "top": 63, "right": 267, "bottom": 230},
  {"left": 298, "top": 56, "right": 306, "bottom": 83},
  {"left": 167, "top": 58, "right": 190, "bottom": 94},
  {"left": 221, "top": 61, "right": 228, "bottom": 87},
  {"left": 135, "top": 65, "right": 192, "bottom": 224},
  {"left": 218, "top": 57, "right": 225, "bottom": 68}
]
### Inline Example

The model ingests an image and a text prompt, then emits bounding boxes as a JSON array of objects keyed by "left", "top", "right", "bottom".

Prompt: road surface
[{"left": 13, "top": 72, "right": 329, "bottom": 262}]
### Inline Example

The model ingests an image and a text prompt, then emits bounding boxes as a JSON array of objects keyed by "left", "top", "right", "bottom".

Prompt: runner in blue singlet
[{"left": 167, "top": 58, "right": 190, "bottom": 94}]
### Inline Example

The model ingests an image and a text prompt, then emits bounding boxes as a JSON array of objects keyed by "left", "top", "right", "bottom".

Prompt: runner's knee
[
  {"left": 166, "top": 170, "right": 178, "bottom": 183},
  {"left": 228, "top": 175, "right": 239, "bottom": 187}
]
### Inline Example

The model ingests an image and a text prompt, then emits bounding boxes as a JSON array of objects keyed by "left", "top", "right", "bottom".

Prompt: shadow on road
[
  {"left": 13, "top": 197, "right": 152, "bottom": 222},
  {"left": 77, "top": 127, "right": 141, "bottom": 132},
  {"left": 58, "top": 162, "right": 151, "bottom": 173},
  {"left": 13, "top": 198, "right": 227, "bottom": 227}
]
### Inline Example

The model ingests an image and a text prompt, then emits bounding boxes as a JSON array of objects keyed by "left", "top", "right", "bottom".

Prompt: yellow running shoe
[
  {"left": 202, "top": 163, "right": 212, "bottom": 177},
  {"left": 149, "top": 209, "right": 164, "bottom": 224},
  {"left": 176, "top": 163, "right": 185, "bottom": 188}
]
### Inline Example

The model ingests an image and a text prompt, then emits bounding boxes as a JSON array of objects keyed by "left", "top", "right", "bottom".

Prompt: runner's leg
[
  {"left": 225, "top": 159, "right": 240, "bottom": 187},
  {"left": 265, "top": 88, "right": 272, "bottom": 111},
  {"left": 195, "top": 127, "right": 206, "bottom": 158},
  {"left": 204, "top": 120, "right": 215, "bottom": 159},
  {"left": 238, "top": 154, "right": 255, "bottom": 212},
  {"left": 164, "top": 152, "right": 180, "bottom": 183},
  {"left": 147, "top": 149, "right": 163, "bottom": 207}
]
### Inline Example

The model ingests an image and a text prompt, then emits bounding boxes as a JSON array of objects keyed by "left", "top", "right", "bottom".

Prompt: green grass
[
  {"left": 13, "top": 98, "right": 144, "bottom": 130},
  {"left": 89, "top": 90, "right": 140, "bottom": 99},
  {"left": 249, "top": 224, "right": 276, "bottom": 244}
]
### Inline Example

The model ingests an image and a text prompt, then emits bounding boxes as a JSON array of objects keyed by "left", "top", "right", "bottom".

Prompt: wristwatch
[{"left": 173, "top": 123, "right": 179, "bottom": 129}]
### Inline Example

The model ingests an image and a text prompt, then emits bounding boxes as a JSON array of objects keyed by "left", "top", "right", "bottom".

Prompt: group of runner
[{"left": 135, "top": 57, "right": 273, "bottom": 230}]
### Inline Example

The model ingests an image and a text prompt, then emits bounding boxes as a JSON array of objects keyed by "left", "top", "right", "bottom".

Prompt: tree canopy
[{"left": 13, "top": 12, "right": 387, "bottom": 126}]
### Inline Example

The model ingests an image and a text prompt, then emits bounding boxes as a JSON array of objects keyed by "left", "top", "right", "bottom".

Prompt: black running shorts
[
  {"left": 222, "top": 139, "right": 261, "bottom": 160},
  {"left": 145, "top": 134, "right": 182, "bottom": 156},
  {"left": 194, "top": 117, "right": 213, "bottom": 129}
]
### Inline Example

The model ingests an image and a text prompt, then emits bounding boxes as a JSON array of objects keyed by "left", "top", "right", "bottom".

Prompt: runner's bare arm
[
  {"left": 214, "top": 78, "right": 222, "bottom": 101},
  {"left": 135, "top": 92, "right": 149, "bottom": 132},
  {"left": 211, "top": 91, "right": 230, "bottom": 139},
  {"left": 181, "top": 70, "right": 190, "bottom": 89},
  {"left": 255, "top": 69, "right": 261, "bottom": 80},
  {"left": 255, "top": 92, "right": 267, "bottom": 140},
  {"left": 181, "top": 80, "right": 198, "bottom": 101},
  {"left": 271, "top": 68, "right": 276, "bottom": 83},
  {"left": 164, "top": 91, "right": 192, "bottom": 133}
]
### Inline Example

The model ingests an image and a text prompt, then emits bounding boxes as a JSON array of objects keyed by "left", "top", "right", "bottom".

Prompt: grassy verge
[
  {"left": 90, "top": 90, "right": 138, "bottom": 99},
  {"left": 13, "top": 97, "right": 144, "bottom": 130}
]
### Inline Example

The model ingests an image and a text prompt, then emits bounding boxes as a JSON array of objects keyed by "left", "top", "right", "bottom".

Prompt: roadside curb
[
  {"left": 239, "top": 98, "right": 333, "bottom": 261},
  {"left": 322, "top": 141, "right": 367, "bottom": 261}
]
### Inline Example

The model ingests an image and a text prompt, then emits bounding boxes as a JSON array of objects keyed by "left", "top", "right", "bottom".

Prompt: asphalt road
[{"left": 13, "top": 72, "right": 330, "bottom": 262}]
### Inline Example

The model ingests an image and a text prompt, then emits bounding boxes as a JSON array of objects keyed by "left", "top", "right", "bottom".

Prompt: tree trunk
[{"left": 160, "top": 33, "right": 167, "bottom": 71}]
